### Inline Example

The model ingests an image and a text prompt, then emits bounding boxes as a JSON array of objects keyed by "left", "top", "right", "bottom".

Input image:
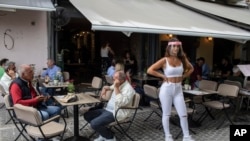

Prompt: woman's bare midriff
[{"left": 165, "top": 77, "right": 182, "bottom": 83}]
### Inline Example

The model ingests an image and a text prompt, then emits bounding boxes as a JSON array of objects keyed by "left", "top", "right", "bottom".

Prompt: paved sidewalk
[{"left": 1, "top": 104, "right": 250, "bottom": 141}]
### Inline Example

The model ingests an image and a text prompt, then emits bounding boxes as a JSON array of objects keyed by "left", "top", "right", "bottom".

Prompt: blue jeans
[
  {"left": 84, "top": 109, "right": 115, "bottom": 139},
  {"left": 38, "top": 106, "right": 61, "bottom": 121},
  {"left": 40, "top": 87, "right": 55, "bottom": 106}
]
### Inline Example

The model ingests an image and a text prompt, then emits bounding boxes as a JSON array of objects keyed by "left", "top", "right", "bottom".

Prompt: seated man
[
  {"left": 41, "top": 59, "right": 61, "bottom": 80},
  {"left": 107, "top": 59, "right": 116, "bottom": 77},
  {"left": 84, "top": 71, "right": 135, "bottom": 141},
  {"left": 10, "top": 64, "right": 61, "bottom": 121},
  {"left": 190, "top": 59, "right": 202, "bottom": 89},
  {"left": 0, "top": 61, "right": 18, "bottom": 94},
  {"left": 40, "top": 59, "right": 61, "bottom": 97},
  {"left": 198, "top": 57, "right": 210, "bottom": 80}
]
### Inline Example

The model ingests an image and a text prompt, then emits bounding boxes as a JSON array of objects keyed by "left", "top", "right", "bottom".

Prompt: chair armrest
[
  {"left": 7, "top": 107, "right": 14, "bottom": 110},
  {"left": 80, "top": 83, "right": 92, "bottom": 86},
  {"left": 42, "top": 115, "right": 61, "bottom": 125},
  {"left": 114, "top": 106, "right": 142, "bottom": 120},
  {"left": 118, "top": 106, "right": 143, "bottom": 110},
  {"left": 85, "top": 87, "right": 101, "bottom": 91}
]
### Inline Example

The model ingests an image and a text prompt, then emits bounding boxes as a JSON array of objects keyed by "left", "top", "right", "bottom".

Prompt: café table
[
  {"left": 183, "top": 89, "right": 218, "bottom": 125},
  {"left": 43, "top": 82, "right": 69, "bottom": 95},
  {"left": 54, "top": 93, "right": 100, "bottom": 141},
  {"left": 43, "top": 82, "right": 69, "bottom": 88}
]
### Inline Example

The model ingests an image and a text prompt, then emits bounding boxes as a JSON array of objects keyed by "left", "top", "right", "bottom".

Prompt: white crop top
[
  {"left": 163, "top": 58, "right": 183, "bottom": 77},
  {"left": 101, "top": 47, "right": 109, "bottom": 57}
]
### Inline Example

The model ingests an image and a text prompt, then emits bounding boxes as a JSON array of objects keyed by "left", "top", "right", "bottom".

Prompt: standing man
[
  {"left": 84, "top": 71, "right": 135, "bottom": 141},
  {"left": 10, "top": 64, "right": 61, "bottom": 121}
]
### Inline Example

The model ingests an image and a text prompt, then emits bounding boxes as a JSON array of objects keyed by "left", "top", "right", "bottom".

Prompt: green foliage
[
  {"left": 184, "top": 77, "right": 190, "bottom": 84},
  {"left": 67, "top": 83, "right": 75, "bottom": 93}
]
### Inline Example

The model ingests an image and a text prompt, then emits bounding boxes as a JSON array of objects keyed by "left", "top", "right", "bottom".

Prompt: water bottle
[{"left": 60, "top": 75, "right": 64, "bottom": 83}]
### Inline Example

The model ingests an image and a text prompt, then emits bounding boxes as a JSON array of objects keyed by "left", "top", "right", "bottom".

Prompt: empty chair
[
  {"left": 202, "top": 83, "right": 239, "bottom": 129},
  {"left": 193, "top": 80, "right": 218, "bottom": 104},
  {"left": 63, "top": 71, "right": 70, "bottom": 82},
  {"left": 13, "top": 104, "right": 67, "bottom": 140},
  {"left": 78, "top": 76, "right": 103, "bottom": 97},
  {"left": 143, "top": 84, "right": 161, "bottom": 122},
  {"left": 223, "top": 79, "right": 249, "bottom": 119}
]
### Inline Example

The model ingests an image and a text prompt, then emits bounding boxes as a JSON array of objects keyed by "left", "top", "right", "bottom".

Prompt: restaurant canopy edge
[
  {"left": 0, "top": 0, "right": 55, "bottom": 12},
  {"left": 70, "top": 0, "right": 250, "bottom": 42}
]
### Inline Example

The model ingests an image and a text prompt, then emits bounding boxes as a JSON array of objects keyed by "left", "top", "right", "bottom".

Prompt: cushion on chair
[
  {"left": 26, "top": 121, "right": 65, "bottom": 138},
  {"left": 108, "top": 116, "right": 131, "bottom": 126},
  {"left": 171, "top": 107, "right": 195, "bottom": 116},
  {"left": 149, "top": 101, "right": 160, "bottom": 108},
  {"left": 203, "top": 101, "right": 230, "bottom": 110}
]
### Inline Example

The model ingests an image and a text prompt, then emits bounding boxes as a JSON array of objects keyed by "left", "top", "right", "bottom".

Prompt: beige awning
[
  {"left": 0, "top": 0, "right": 55, "bottom": 12},
  {"left": 70, "top": 0, "right": 250, "bottom": 42},
  {"left": 176, "top": 0, "right": 250, "bottom": 25}
]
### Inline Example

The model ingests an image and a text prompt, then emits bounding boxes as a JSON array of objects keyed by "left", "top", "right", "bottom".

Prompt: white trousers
[{"left": 159, "top": 82, "right": 190, "bottom": 137}]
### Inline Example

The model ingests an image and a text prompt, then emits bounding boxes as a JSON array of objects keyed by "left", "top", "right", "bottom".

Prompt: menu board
[{"left": 237, "top": 65, "right": 250, "bottom": 77}]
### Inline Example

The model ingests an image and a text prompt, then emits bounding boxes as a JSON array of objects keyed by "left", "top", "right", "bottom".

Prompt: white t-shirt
[{"left": 100, "top": 47, "right": 109, "bottom": 57}]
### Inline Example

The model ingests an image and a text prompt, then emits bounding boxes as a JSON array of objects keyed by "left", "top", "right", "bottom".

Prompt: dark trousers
[{"left": 84, "top": 109, "right": 115, "bottom": 139}]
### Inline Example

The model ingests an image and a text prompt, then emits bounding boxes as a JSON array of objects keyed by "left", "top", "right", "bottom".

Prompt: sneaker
[
  {"left": 165, "top": 134, "right": 173, "bottom": 141},
  {"left": 105, "top": 136, "right": 116, "bottom": 141},
  {"left": 94, "top": 135, "right": 106, "bottom": 141},
  {"left": 183, "top": 136, "right": 195, "bottom": 141},
  {"left": 52, "top": 137, "right": 60, "bottom": 141}
]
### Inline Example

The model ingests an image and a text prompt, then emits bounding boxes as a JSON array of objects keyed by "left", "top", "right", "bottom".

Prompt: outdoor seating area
[{"left": 1, "top": 92, "right": 250, "bottom": 141}]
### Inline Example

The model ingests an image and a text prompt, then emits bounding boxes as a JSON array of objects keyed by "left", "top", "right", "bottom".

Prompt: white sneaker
[
  {"left": 52, "top": 137, "right": 60, "bottom": 141},
  {"left": 183, "top": 136, "right": 195, "bottom": 141},
  {"left": 165, "top": 134, "right": 173, "bottom": 141},
  {"left": 94, "top": 135, "right": 106, "bottom": 141},
  {"left": 105, "top": 136, "right": 116, "bottom": 141}
]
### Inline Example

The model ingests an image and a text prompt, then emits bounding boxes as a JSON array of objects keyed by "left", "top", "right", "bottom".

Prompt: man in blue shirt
[
  {"left": 41, "top": 59, "right": 61, "bottom": 80},
  {"left": 198, "top": 57, "right": 210, "bottom": 80},
  {"left": 40, "top": 59, "right": 61, "bottom": 104},
  {"left": 107, "top": 59, "right": 116, "bottom": 77}
]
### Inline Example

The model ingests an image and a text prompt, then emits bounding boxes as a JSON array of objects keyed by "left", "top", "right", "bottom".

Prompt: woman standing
[
  {"left": 147, "top": 38, "right": 194, "bottom": 141},
  {"left": 100, "top": 42, "right": 115, "bottom": 74},
  {"left": 124, "top": 51, "right": 137, "bottom": 75}
]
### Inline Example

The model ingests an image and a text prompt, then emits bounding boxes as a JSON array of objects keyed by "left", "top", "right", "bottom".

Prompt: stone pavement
[{"left": 0, "top": 103, "right": 250, "bottom": 141}]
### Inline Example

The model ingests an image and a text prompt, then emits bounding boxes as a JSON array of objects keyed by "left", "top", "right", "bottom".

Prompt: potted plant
[
  {"left": 67, "top": 81, "right": 75, "bottom": 94},
  {"left": 60, "top": 80, "right": 77, "bottom": 103},
  {"left": 184, "top": 77, "right": 191, "bottom": 90}
]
